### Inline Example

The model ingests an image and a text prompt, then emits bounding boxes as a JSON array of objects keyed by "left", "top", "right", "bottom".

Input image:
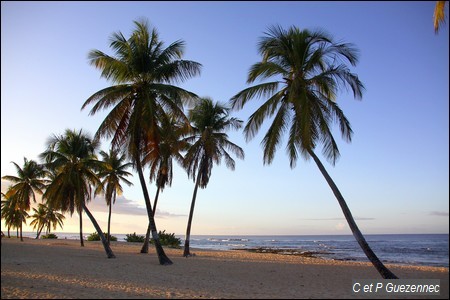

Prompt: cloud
[
  {"left": 335, "top": 222, "right": 346, "bottom": 231},
  {"left": 87, "top": 194, "right": 186, "bottom": 218},
  {"left": 429, "top": 211, "right": 449, "bottom": 217},
  {"left": 303, "top": 217, "right": 375, "bottom": 221},
  {"left": 1, "top": 179, "right": 185, "bottom": 218}
]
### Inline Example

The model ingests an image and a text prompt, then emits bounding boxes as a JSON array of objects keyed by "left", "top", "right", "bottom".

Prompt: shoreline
[
  {"left": 9, "top": 232, "right": 449, "bottom": 269},
  {"left": 2, "top": 238, "right": 448, "bottom": 299}
]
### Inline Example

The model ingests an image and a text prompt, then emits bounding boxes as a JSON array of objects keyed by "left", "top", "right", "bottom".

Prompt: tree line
[{"left": 2, "top": 18, "right": 399, "bottom": 279}]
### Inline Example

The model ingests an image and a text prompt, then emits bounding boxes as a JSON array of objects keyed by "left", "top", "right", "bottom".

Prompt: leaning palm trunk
[
  {"left": 135, "top": 157, "right": 172, "bottom": 265},
  {"left": 82, "top": 203, "right": 115, "bottom": 258},
  {"left": 308, "top": 150, "right": 398, "bottom": 279},
  {"left": 35, "top": 224, "right": 44, "bottom": 239},
  {"left": 183, "top": 168, "right": 201, "bottom": 257},
  {"left": 141, "top": 186, "right": 160, "bottom": 254}
]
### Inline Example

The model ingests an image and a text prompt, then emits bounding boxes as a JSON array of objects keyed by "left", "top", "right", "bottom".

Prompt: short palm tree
[
  {"left": 42, "top": 204, "right": 65, "bottom": 235},
  {"left": 30, "top": 203, "right": 65, "bottom": 238},
  {"left": 1, "top": 192, "right": 15, "bottom": 238},
  {"left": 97, "top": 148, "right": 133, "bottom": 245},
  {"left": 30, "top": 203, "right": 47, "bottom": 239},
  {"left": 140, "top": 114, "right": 190, "bottom": 253},
  {"left": 81, "top": 19, "right": 201, "bottom": 265},
  {"left": 1, "top": 191, "right": 28, "bottom": 239},
  {"left": 41, "top": 128, "right": 115, "bottom": 258},
  {"left": 182, "top": 97, "right": 244, "bottom": 257},
  {"left": 2, "top": 158, "right": 48, "bottom": 241},
  {"left": 230, "top": 25, "right": 397, "bottom": 279}
]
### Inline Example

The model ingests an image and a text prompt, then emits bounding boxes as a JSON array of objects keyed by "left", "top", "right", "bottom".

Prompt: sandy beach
[{"left": 1, "top": 237, "right": 448, "bottom": 299}]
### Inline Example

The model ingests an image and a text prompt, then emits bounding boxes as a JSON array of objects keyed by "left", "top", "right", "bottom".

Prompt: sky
[{"left": 1, "top": 1, "right": 449, "bottom": 237}]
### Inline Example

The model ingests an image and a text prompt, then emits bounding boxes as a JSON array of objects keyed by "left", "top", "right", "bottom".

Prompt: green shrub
[
  {"left": 87, "top": 232, "right": 117, "bottom": 242},
  {"left": 152, "top": 230, "right": 181, "bottom": 248},
  {"left": 125, "top": 231, "right": 181, "bottom": 248},
  {"left": 41, "top": 233, "right": 58, "bottom": 239},
  {"left": 125, "top": 232, "right": 145, "bottom": 243}
]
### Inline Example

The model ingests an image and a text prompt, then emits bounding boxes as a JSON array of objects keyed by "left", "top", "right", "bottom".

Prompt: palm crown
[
  {"left": 184, "top": 97, "right": 245, "bottom": 188},
  {"left": 82, "top": 19, "right": 202, "bottom": 162},
  {"left": 231, "top": 25, "right": 364, "bottom": 167}
]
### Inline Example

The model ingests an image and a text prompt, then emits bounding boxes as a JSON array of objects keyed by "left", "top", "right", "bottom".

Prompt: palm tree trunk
[
  {"left": 183, "top": 169, "right": 201, "bottom": 257},
  {"left": 36, "top": 224, "right": 44, "bottom": 239},
  {"left": 308, "top": 150, "right": 398, "bottom": 279},
  {"left": 78, "top": 206, "right": 84, "bottom": 247},
  {"left": 135, "top": 156, "right": 172, "bottom": 265},
  {"left": 82, "top": 203, "right": 115, "bottom": 258},
  {"left": 19, "top": 220, "right": 23, "bottom": 242},
  {"left": 141, "top": 186, "right": 160, "bottom": 254},
  {"left": 107, "top": 191, "right": 114, "bottom": 245}
]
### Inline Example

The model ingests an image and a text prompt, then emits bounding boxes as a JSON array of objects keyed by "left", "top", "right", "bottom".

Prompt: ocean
[{"left": 17, "top": 232, "right": 448, "bottom": 268}]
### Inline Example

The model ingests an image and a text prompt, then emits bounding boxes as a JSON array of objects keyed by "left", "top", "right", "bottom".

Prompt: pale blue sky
[{"left": 1, "top": 1, "right": 448, "bottom": 236}]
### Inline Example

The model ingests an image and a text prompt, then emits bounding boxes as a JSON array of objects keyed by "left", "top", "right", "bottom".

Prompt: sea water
[{"left": 18, "top": 232, "right": 448, "bottom": 268}]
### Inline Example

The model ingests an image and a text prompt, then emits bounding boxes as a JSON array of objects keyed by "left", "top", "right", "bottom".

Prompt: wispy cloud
[
  {"left": 87, "top": 195, "right": 186, "bottom": 218},
  {"left": 303, "top": 217, "right": 375, "bottom": 221},
  {"left": 429, "top": 211, "right": 449, "bottom": 217},
  {"left": 1, "top": 179, "right": 185, "bottom": 218}
]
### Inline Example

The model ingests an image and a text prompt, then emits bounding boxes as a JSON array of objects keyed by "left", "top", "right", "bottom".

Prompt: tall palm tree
[
  {"left": 41, "top": 128, "right": 115, "bottom": 258},
  {"left": 81, "top": 19, "right": 201, "bottom": 265},
  {"left": 140, "top": 114, "right": 189, "bottom": 253},
  {"left": 182, "top": 97, "right": 244, "bottom": 257},
  {"left": 2, "top": 158, "right": 48, "bottom": 241},
  {"left": 97, "top": 148, "right": 133, "bottom": 245},
  {"left": 230, "top": 25, "right": 397, "bottom": 279},
  {"left": 434, "top": 1, "right": 448, "bottom": 34}
]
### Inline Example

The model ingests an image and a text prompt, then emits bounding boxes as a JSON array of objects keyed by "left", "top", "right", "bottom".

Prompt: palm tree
[
  {"left": 182, "top": 97, "right": 244, "bottom": 257},
  {"left": 41, "top": 128, "right": 115, "bottom": 258},
  {"left": 140, "top": 114, "right": 189, "bottom": 253},
  {"left": 1, "top": 192, "right": 14, "bottom": 238},
  {"left": 230, "top": 25, "right": 397, "bottom": 279},
  {"left": 434, "top": 1, "right": 448, "bottom": 34},
  {"left": 97, "top": 148, "right": 133, "bottom": 245},
  {"left": 2, "top": 158, "right": 48, "bottom": 241},
  {"left": 1, "top": 191, "right": 28, "bottom": 239},
  {"left": 30, "top": 203, "right": 65, "bottom": 238},
  {"left": 81, "top": 18, "right": 201, "bottom": 265},
  {"left": 43, "top": 204, "right": 65, "bottom": 235},
  {"left": 30, "top": 203, "right": 47, "bottom": 239}
]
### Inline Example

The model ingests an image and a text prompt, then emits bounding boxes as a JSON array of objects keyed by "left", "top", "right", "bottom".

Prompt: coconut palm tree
[
  {"left": 81, "top": 18, "right": 201, "bottom": 265},
  {"left": 2, "top": 158, "right": 48, "bottom": 241},
  {"left": 30, "top": 203, "right": 65, "bottom": 238},
  {"left": 43, "top": 204, "right": 65, "bottom": 235},
  {"left": 1, "top": 191, "right": 28, "bottom": 239},
  {"left": 182, "top": 97, "right": 244, "bottom": 257},
  {"left": 41, "top": 128, "right": 115, "bottom": 258},
  {"left": 230, "top": 25, "right": 397, "bottom": 279},
  {"left": 434, "top": 1, "right": 448, "bottom": 34},
  {"left": 1, "top": 192, "right": 15, "bottom": 238},
  {"left": 97, "top": 148, "right": 133, "bottom": 245},
  {"left": 30, "top": 203, "right": 47, "bottom": 239},
  {"left": 140, "top": 114, "right": 190, "bottom": 253}
]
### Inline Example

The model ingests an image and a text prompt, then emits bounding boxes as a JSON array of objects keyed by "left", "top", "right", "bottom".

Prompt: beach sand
[{"left": 1, "top": 237, "right": 448, "bottom": 299}]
